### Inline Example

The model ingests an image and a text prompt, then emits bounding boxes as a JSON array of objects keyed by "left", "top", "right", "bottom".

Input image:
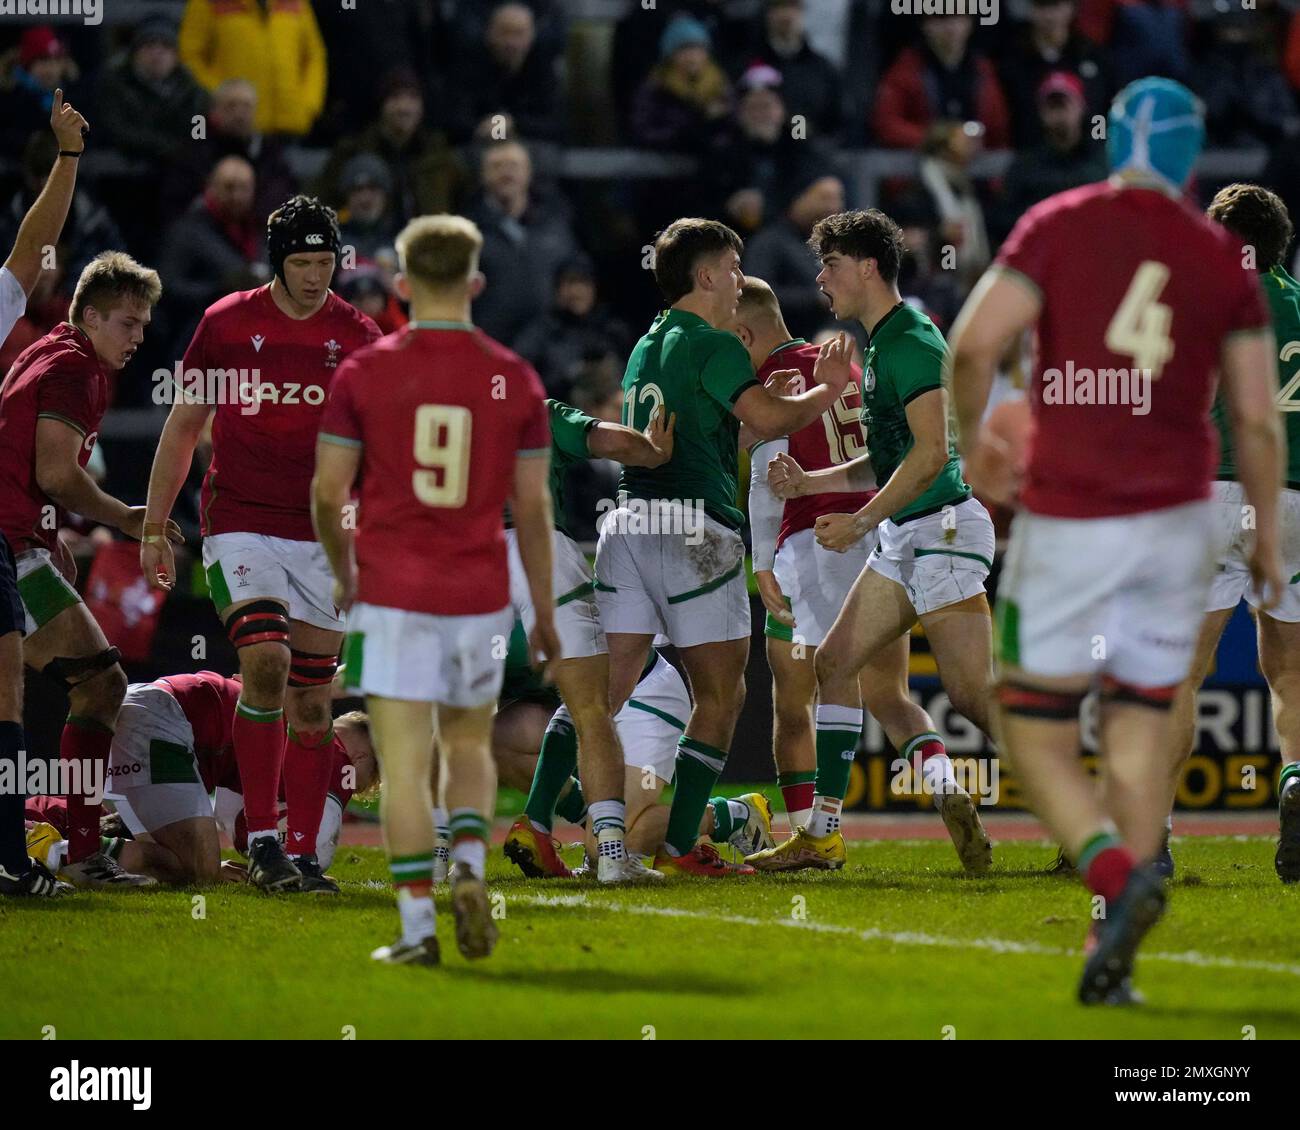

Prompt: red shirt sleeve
[
  {"left": 994, "top": 201, "right": 1055, "bottom": 295},
  {"left": 319, "top": 363, "right": 363, "bottom": 446},
  {"left": 36, "top": 363, "right": 97, "bottom": 436}
]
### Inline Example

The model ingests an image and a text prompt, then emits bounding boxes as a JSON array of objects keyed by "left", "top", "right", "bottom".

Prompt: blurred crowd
[{"left": 2, "top": 0, "right": 1300, "bottom": 499}]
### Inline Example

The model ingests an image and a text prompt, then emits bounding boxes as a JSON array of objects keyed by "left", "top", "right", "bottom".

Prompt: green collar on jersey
[
  {"left": 409, "top": 320, "right": 474, "bottom": 331},
  {"left": 767, "top": 338, "right": 808, "bottom": 358}
]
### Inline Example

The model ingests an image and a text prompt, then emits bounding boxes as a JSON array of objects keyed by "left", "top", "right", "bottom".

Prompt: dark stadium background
[{"left": 4, "top": 0, "right": 1298, "bottom": 808}]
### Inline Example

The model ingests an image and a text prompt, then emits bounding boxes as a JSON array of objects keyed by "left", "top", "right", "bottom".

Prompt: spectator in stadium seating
[
  {"left": 630, "top": 14, "right": 734, "bottom": 152},
  {"left": 726, "top": 0, "right": 842, "bottom": 140},
  {"left": 1194, "top": 5, "right": 1298, "bottom": 148},
  {"left": 313, "top": 0, "right": 433, "bottom": 142},
  {"left": 872, "top": 15, "right": 1010, "bottom": 149},
  {"left": 178, "top": 0, "right": 327, "bottom": 137},
  {"left": 611, "top": 0, "right": 751, "bottom": 136},
  {"left": 897, "top": 219, "right": 962, "bottom": 331},
  {"left": 159, "top": 155, "right": 270, "bottom": 348},
  {"left": 1087, "top": 0, "right": 1189, "bottom": 88},
  {"left": 998, "top": 72, "right": 1108, "bottom": 241},
  {"left": 99, "top": 16, "right": 208, "bottom": 165},
  {"left": 1287, "top": 10, "right": 1300, "bottom": 95},
  {"left": 706, "top": 63, "right": 802, "bottom": 235},
  {"left": 467, "top": 138, "right": 581, "bottom": 347},
  {"left": 0, "top": 27, "right": 81, "bottom": 153},
  {"left": 913, "top": 119, "right": 991, "bottom": 289},
  {"left": 742, "top": 156, "right": 845, "bottom": 339},
  {"left": 514, "top": 254, "right": 632, "bottom": 401},
  {"left": 337, "top": 266, "right": 408, "bottom": 337},
  {"left": 317, "top": 68, "right": 469, "bottom": 225},
  {"left": 162, "top": 78, "right": 298, "bottom": 226},
  {"left": 445, "top": 2, "right": 564, "bottom": 143},
  {"left": 337, "top": 155, "right": 400, "bottom": 265},
  {"left": 998, "top": 0, "right": 1110, "bottom": 147},
  {"left": 0, "top": 132, "right": 124, "bottom": 288}
]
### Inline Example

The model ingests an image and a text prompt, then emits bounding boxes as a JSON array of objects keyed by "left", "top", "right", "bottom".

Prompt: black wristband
[{"left": 58, "top": 150, "right": 82, "bottom": 158}]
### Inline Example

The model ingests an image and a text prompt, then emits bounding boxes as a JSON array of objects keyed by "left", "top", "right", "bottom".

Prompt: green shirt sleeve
[
  {"left": 547, "top": 398, "right": 599, "bottom": 460},
  {"left": 889, "top": 327, "right": 948, "bottom": 406},
  {"left": 699, "top": 332, "right": 759, "bottom": 409}
]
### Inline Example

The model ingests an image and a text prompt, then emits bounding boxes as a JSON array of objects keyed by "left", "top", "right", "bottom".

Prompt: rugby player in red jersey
[
  {"left": 314, "top": 214, "right": 557, "bottom": 965},
  {"left": 141, "top": 196, "right": 380, "bottom": 894},
  {"left": 25, "top": 670, "right": 375, "bottom": 885},
  {"left": 0, "top": 89, "right": 96, "bottom": 897},
  {"left": 0, "top": 250, "right": 174, "bottom": 889},
  {"left": 950, "top": 78, "right": 1283, "bottom": 1004},
  {"left": 739, "top": 279, "right": 871, "bottom": 837}
]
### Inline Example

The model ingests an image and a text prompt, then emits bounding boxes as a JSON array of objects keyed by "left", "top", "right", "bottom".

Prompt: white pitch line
[{"left": 509, "top": 892, "right": 1300, "bottom": 978}]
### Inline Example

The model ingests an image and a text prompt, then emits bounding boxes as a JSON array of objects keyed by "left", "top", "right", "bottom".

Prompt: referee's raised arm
[{"left": 1, "top": 89, "right": 87, "bottom": 312}]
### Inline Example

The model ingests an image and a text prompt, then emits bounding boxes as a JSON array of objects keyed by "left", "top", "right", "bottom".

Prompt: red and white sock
[
  {"left": 61, "top": 716, "right": 112, "bottom": 863},
  {"left": 233, "top": 698, "right": 285, "bottom": 841},
  {"left": 284, "top": 726, "right": 335, "bottom": 857}
]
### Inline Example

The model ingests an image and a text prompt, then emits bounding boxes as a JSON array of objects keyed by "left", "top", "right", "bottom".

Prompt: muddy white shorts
[
  {"left": 1206, "top": 480, "right": 1300, "bottom": 622},
  {"left": 996, "top": 499, "right": 1215, "bottom": 686},
  {"left": 868, "top": 496, "right": 994, "bottom": 616},
  {"left": 342, "top": 602, "right": 512, "bottom": 706},
  {"left": 203, "top": 531, "right": 342, "bottom": 632},
  {"left": 105, "top": 683, "right": 213, "bottom": 834},
  {"left": 14, "top": 548, "right": 82, "bottom": 636},
  {"left": 506, "top": 527, "right": 606, "bottom": 659},
  {"left": 594, "top": 504, "right": 749, "bottom": 648}
]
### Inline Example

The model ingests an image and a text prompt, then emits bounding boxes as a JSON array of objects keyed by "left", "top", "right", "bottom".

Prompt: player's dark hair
[
  {"left": 69, "top": 251, "right": 162, "bottom": 324},
  {"left": 652, "top": 218, "right": 744, "bottom": 305},
  {"left": 1207, "top": 183, "right": 1294, "bottom": 273},
  {"left": 267, "top": 194, "right": 341, "bottom": 284},
  {"left": 808, "top": 209, "right": 905, "bottom": 285}
]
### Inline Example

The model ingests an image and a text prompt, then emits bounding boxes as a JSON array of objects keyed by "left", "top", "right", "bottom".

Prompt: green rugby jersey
[
  {"left": 547, "top": 398, "right": 599, "bottom": 538},
  {"left": 618, "top": 308, "right": 759, "bottom": 530},
  {"left": 860, "top": 302, "right": 970, "bottom": 522},
  {"left": 1213, "top": 265, "right": 1300, "bottom": 487}
]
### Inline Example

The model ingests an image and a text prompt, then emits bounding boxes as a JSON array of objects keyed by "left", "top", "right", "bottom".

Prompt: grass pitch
[{"left": 2, "top": 836, "right": 1297, "bottom": 1041}]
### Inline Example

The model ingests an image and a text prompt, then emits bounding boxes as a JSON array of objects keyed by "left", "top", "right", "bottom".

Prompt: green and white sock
[
  {"left": 589, "top": 799, "right": 627, "bottom": 863},
  {"left": 523, "top": 715, "right": 577, "bottom": 833},
  {"left": 555, "top": 776, "right": 588, "bottom": 825},
  {"left": 449, "top": 809, "right": 489, "bottom": 879},
  {"left": 809, "top": 705, "right": 861, "bottom": 838},
  {"left": 664, "top": 737, "right": 728, "bottom": 856},
  {"left": 708, "top": 796, "right": 750, "bottom": 844}
]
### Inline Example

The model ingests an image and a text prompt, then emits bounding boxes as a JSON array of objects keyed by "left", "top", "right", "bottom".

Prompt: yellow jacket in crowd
[{"left": 180, "top": 0, "right": 327, "bottom": 136}]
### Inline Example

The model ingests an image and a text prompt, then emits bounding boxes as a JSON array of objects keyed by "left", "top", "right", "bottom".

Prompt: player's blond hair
[
  {"left": 395, "top": 214, "right": 483, "bottom": 290},
  {"left": 69, "top": 251, "right": 162, "bottom": 325},
  {"left": 736, "top": 276, "right": 782, "bottom": 327},
  {"left": 335, "top": 710, "right": 381, "bottom": 803}
]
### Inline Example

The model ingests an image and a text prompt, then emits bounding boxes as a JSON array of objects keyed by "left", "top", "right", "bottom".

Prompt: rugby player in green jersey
[
  {"left": 756, "top": 209, "right": 995, "bottom": 873},
  {"left": 594, "top": 217, "right": 855, "bottom": 877},
  {"left": 1169, "top": 183, "right": 1300, "bottom": 883}
]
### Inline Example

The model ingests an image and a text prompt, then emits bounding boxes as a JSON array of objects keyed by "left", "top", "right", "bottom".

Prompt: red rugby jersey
[
  {"left": 319, "top": 322, "right": 550, "bottom": 616},
  {"left": 184, "top": 286, "right": 380, "bottom": 541},
  {"left": 0, "top": 323, "right": 109, "bottom": 554},
  {"left": 756, "top": 339, "right": 871, "bottom": 547},
  {"left": 995, "top": 181, "right": 1269, "bottom": 518}
]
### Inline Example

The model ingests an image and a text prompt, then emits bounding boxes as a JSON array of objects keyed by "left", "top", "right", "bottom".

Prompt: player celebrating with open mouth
[
  {"left": 755, "top": 209, "right": 995, "bottom": 874},
  {"left": 142, "top": 196, "right": 380, "bottom": 894}
]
